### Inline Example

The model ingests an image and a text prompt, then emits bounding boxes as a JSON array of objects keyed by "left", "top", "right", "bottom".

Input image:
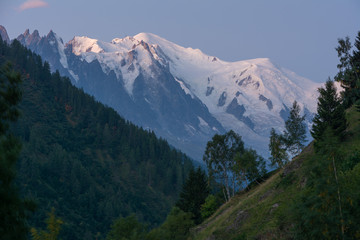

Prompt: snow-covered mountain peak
[
  {"left": 70, "top": 36, "right": 104, "bottom": 55},
  {"left": 13, "top": 25, "right": 321, "bottom": 160}
]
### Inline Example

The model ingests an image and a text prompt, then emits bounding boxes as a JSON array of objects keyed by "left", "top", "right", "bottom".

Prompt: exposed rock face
[
  {"left": 226, "top": 98, "right": 254, "bottom": 129},
  {"left": 0, "top": 25, "right": 10, "bottom": 44}
]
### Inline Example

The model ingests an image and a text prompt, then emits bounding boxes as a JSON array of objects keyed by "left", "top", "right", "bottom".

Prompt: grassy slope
[{"left": 191, "top": 106, "right": 360, "bottom": 240}]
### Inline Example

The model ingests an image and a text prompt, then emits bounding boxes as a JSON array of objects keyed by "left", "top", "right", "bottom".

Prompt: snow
[
  {"left": 198, "top": 116, "right": 209, "bottom": 127},
  {"left": 54, "top": 33, "right": 69, "bottom": 69},
  {"left": 66, "top": 31, "right": 321, "bottom": 156},
  {"left": 175, "top": 78, "right": 194, "bottom": 98},
  {"left": 68, "top": 70, "right": 79, "bottom": 82},
  {"left": 69, "top": 31, "right": 320, "bottom": 122}
]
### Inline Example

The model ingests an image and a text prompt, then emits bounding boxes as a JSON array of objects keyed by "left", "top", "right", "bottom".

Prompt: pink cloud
[{"left": 19, "top": 0, "right": 49, "bottom": 11}]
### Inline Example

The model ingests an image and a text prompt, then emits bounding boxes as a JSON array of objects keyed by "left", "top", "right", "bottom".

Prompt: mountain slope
[
  {"left": 190, "top": 106, "right": 360, "bottom": 239},
  {"left": 0, "top": 38, "right": 194, "bottom": 240},
  {"left": 13, "top": 27, "right": 321, "bottom": 160}
]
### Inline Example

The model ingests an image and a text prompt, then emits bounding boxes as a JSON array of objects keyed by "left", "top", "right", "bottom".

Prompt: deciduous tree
[
  {"left": 268, "top": 128, "right": 288, "bottom": 168},
  {"left": 203, "top": 130, "right": 244, "bottom": 202}
]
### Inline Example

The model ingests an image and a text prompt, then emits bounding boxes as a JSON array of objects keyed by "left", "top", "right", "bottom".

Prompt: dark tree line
[{"left": 0, "top": 62, "right": 35, "bottom": 240}]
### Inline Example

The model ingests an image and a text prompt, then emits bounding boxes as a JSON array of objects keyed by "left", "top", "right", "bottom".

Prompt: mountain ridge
[{"left": 9, "top": 26, "right": 321, "bottom": 160}]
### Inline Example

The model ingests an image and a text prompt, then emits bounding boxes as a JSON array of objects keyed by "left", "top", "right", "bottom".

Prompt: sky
[{"left": 0, "top": 0, "right": 359, "bottom": 83}]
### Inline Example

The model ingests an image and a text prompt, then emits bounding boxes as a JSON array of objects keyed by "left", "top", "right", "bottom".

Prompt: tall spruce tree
[
  {"left": 335, "top": 32, "right": 360, "bottom": 107},
  {"left": 311, "top": 79, "right": 347, "bottom": 143},
  {"left": 283, "top": 101, "right": 307, "bottom": 155},
  {"left": 176, "top": 167, "right": 209, "bottom": 224},
  {"left": 0, "top": 62, "right": 34, "bottom": 239}
]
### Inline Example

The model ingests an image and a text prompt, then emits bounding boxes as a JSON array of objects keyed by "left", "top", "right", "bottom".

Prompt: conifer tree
[
  {"left": 311, "top": 79, "right": 347, "bottom": 142},
  {"left": 283, "top": 101, "right": 307, "bottom": 155},
  {"left": 176, "top": 167, "right": 209, "bottom": 224},
  {"left": 335, "top": 32, "right": 360, "bottom": 107},
  {"left": 0, "top": 62, "right": 34, "bottom": 239}
]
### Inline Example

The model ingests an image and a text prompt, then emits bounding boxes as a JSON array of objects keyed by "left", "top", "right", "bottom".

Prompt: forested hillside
[{"left": 0, "top": 38, "right": 193, "bottom": 240}]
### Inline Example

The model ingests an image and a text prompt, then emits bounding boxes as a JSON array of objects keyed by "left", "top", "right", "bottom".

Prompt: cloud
[{"left": 18, "top": 0, "right": 49, "bottom": 11}]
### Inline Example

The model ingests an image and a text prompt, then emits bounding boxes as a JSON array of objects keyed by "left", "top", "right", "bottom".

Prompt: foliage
[
  {"left": 311, "top": 79, "right": 347, "bottom": 143},
  {"left": 203, "top": 130, "right": 244, "bottom": 202},
  {"left": 0, "top": 62, "right": 35, "bottom": 240},
  {"left": 204, "top": 131, "right": 266, "bottom": 202},
  {"left": 106, "top": 214, "right": 147, "bottom": 240},
  {"left": 31, "top": 208, "right": 63, "bottom": 240},
  {"left": 268, "top": 128, "right": 288, "bottom": 168},
  {"left": 292, "top": 128, "right": 360, "bottom": 239},
  {"left": 176, "top": 167, "right": 209, "bottom": 224},
  {"left": 0, "top": 38, "right": 194, "bottom": 239},
  {"left": 268, "top": 101, "right": 306, "bottom": 168},
  {"left": 147, "top": 207, "right": 194, "bottom": 240},
  {"left": 192, "top": 33, "right": 360, "bottom": 240},
  {"left": 200, "top": 194, "right": 221, "bottom": 220},
  {"left": 283, "top": 101, "right": 307, "bottom": 155},
  {"left": 334, "top": 32, "right": 360, "bottom": 107},
  {"left": 233, "top": 148, "right": 266, "bottom": 187}
]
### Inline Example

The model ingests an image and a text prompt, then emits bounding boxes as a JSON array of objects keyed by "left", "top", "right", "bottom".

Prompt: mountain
[
  {"left": 0, "top": 25, "right": 10, "bottom": 44},
  {"left": 0, "top": 38, "right": 194, "bottom": 240},
  {"left": 14, "top": 27, "right": 321, "bottom": 160}
]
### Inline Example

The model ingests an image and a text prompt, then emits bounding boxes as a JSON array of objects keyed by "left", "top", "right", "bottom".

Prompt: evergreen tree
[
  {"left": 0, "top": 62, "right": 34, "bottom": 239},
  {"left": 335, "top": 33, "right": 360, "bottom": 107},
  {"left": 293, "top": 129, "right": 347, "bottom": 239},
  {"left": 283, "top": 101, "right": 307, "bottom": 155},
  {"left": 311, "top": 79, "right": 347, "bottom": 143},
  {"left": 176, "top": 167, "right": 209, "bottom": 224}
]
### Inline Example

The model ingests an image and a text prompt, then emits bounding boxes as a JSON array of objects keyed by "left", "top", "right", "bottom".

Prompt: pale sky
[{"left": 0, "top": 0, "right": 359, "bottom": 83}]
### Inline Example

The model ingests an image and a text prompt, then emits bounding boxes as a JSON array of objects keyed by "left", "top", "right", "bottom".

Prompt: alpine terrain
[{"left": 5, "top": 26, "right": 321, "bottom": 160}]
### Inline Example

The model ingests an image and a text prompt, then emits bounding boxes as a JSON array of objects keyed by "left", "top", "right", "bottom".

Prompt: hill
[
  {"left": 0, "top": 38, "right": 193, "bottom": 240},
  {"left": 190, "top": 105, "right": 360, "bottom": 239}
]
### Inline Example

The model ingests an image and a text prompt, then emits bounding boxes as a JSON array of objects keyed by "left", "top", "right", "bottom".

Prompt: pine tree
[
  {"left": 176, "top": 167, "right": 209, "bottom": 224},
  {"left": 0, "top": 62, "right": 35, "bottom": 239},
  {"left": 335, "top": 33, "right": 360, "bottom": 107},
  {"left": 283, "top": 101, "right": 307, "bottom": 155},
  {"left": 311, "top": 79, "right": 347, "bottom": 143}
]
